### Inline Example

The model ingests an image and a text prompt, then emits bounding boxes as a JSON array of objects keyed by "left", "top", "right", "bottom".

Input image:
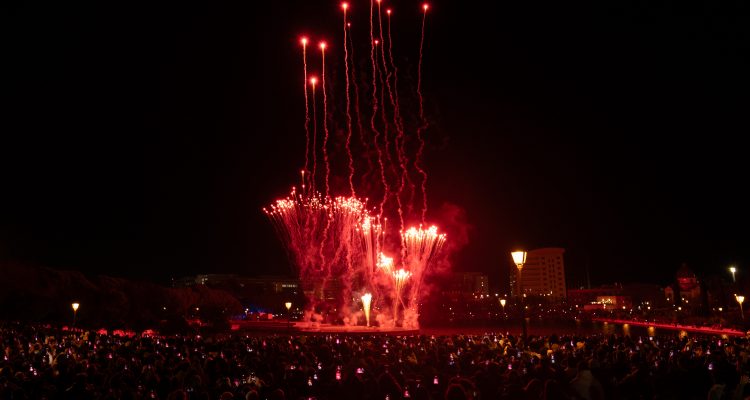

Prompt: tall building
[{"left": 510, "top": 248, "right": 566, "bottom": 300}]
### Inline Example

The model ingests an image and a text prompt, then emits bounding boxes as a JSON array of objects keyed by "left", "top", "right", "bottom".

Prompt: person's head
[
  {"left": 269, "top": 388, "right": 285, "bottom": 400},
  {"left": 445, "top": 383, "right": 468, "bottom": 400},
  {"left": 524, "top": 378, "right": 543, "bottom": 398},
  {"left": 244, "top": 390, "right": 259, "bottom": 400},
  {"left": 457, "top": 378, "right": 476, "bottom": 399},
  {"left": 543, "top": 379, "right": 567, "bottom": 400},
  {"left": 166, "top": 390, "right": 188, "bottom": 400}
]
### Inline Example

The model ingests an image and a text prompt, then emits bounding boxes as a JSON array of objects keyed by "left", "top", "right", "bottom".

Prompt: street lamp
[
  {"left": 499, "top": 298, "right": 506, "bottom": 312},
  {"left": 730, "top": 267, "right": 737, "bottom": 283},
  {"left": 285, "top": 302, "right": 293, "bottom": 331},
  {"left": 511, "top": 250, "right": 528, "bottom": 342},
  {"left": 71, "top": 303, "right": 80, "bottom": 328},
  {"left": 736, "top": 295, "right": 745, "bottom": 320}
]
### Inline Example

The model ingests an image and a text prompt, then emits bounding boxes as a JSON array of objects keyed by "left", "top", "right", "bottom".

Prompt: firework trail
[
  {"left": 401, "top": 224, "right": 445, "bottom": 326},
  {"left": 374, "top": 2, "right": 404, "bottom": 232},
  {"left": 378, "top": 5, "right": 412, "bottom": 230},
  {"left": 391, "top": 268, "right": 411, "bottom": 322},
  {"left": 369, "top": 0, "right": 389, "bottom": 220},
  {"left": 320, "top": 42, "right": 331, "bottom": 198},
  {"left": 375, "top": 47, "right": 405, "bottom": 233},
  {"left": 386, "top": 9, "right": 416, "bottom": 217},
  {"left": 310, "top": 76, "right": 318, "bottom": 193},
  {"left": 347, "top": 22, "right": 372, "bottom": 185},
  {"left": 417, "top": 5, "right": 428, "bottom": 121},
  {"left": 301, "top": 37, "right": 311, "bottom": 177},
  {"left": 415, "top": 3, "right": 429, "bottom": 223},
  {"left": 342, "top": 3, "right": 355, "bottom": 196}
]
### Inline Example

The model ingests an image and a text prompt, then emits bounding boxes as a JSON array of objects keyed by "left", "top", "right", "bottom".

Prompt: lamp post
[
  {"left": 730, "top": 267, "right": 737, "bottom": 283},
  {"left": 285, "top": 302, "right": 293, "bottom": 331},
  {"left": 736, "top": 295, "right": 745, "bottom": 320},
  {"left": 71, "top": 303, "right": 80, "bottom": 328},
  {"left": 511, "top": 250, "right": 528, "bottom": 342},
  {"left": 499, "top": 298, "right": 506, "bottom": 313}
]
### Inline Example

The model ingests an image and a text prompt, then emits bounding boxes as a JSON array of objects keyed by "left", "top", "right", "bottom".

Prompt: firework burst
[{"left": 265, "top": 3, "right": 445, "bottom": 329}]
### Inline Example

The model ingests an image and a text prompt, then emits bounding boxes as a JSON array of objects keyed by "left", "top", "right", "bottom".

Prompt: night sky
[{"left": 4, "top": 1, "right": 749, "bottom": 289}]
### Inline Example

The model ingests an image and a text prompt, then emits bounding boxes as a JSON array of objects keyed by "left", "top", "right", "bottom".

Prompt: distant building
[
  {"left": 671, "top": 263, "right": 701, "bottom": 307},
  {"left": 510, "top": 248, "right": 566, "bottom": 300},
  {"left": 442, "top": 272, "right": 490, "bottom": 301},
  {"left": 567, "top": 285, "right": 624, "bottom": 307},
  {"left": 174, "top": 274, "right": 300, "bottom": 294},
  {"left": 173, "top": 274, "right": 302, "bottom": 311}
]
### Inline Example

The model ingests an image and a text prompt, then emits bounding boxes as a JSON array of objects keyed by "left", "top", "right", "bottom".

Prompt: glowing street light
[
  {"left": 71, "top": 303, "right": 80, "bottom": 327},
  {"left": 736, "top": 295, "right": 745, "bottom": 320},
  {"left": 730, "top": 266, "right": 737, "bottom": 283},
  {"left": 511, "top": 250, "right": 527, "bottom": 341},
  {"left": 511, "top": 251, "right": 527, "bottom": 271},
  {"left": 285, "top": 302, "right": 293, "bottom": 331}
]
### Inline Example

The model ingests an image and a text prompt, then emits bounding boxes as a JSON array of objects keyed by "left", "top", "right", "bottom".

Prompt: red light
[
  {"left": 423, "top": 3, "right": 429, "bottom": 11},
  {"left": 319, "top": 42, "right": 327, "bottom": 50},
  {"left": 300, "top": 37, "right": 308, "bottom": 46},
  {"left": 374, "top": 39, "right": 379, "bottom": 45},
  {"left": 341, "top": 2, "right": 348, "bottom": 10},
  {"left": 310, "top": 77, "right": 318, "bottom": 86},
  {"left": 386, "top": 9, "right": 392, "bottom": 15}
]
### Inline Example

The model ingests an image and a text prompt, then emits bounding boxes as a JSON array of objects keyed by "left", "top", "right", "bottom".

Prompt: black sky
[{"left": 3, "top": 1, "right": 749, "bottom": 289}]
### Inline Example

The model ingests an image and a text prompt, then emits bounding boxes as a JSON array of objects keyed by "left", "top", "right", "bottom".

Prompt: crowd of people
[{"left": 2, "top": 322, "right": 750, "bottom": 399}]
